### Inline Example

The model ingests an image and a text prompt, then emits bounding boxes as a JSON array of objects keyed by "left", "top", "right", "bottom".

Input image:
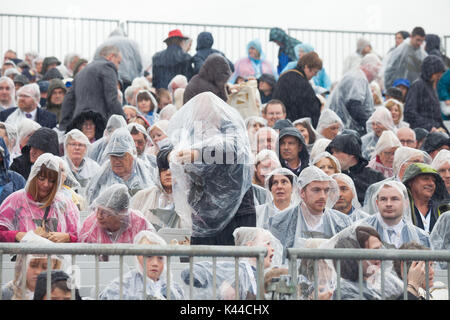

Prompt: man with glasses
[
  {"left": 397, "top": 127, "right": 417, "bottom": 149},
  {"left": 262, "top": 99, "right": 286, "bottom": 128}
]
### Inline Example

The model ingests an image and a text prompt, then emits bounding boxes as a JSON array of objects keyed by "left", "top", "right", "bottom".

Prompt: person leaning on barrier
[
  {"left": 356, "top": 181, "right": 431, "bottom": 248},
  {"left": 331, "top": 173, "right": 369, "bottom": 222},
  {"left": 99, "top": 230, "right": 185, "bottom": 300},
  {"left": 33, "top": 270, "right": 82, "bottom": 300}
]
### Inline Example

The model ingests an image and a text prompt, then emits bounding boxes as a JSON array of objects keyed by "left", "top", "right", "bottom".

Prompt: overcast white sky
[{"left": 3, "top": 0, "right": 450, "bottom": 36}]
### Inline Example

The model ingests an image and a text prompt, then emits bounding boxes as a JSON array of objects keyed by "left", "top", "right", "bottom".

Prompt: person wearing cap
[
  {"left": 272, "top": 119, "right": 293, "bottom": 133},
  {"left": 262, "top": 99, "right": 287, "bottom": 128},
  {"left": 356, "top": 181, "right": 430, "bottom": 248},
  {"left": 402, "top": 163, "right": 450, "bottom": 233},
  {"left": 331, "top": 173, "right": 369, "bottom": 222},
  {"left": 326, "top": 134, "right": 385, "bottom": 204},
  {"left": 272, "top": 52, "right": 322, "bottom": 127},
  {"left": 33, "top": 270, "right": 82, "bottom": 300},
  {"left": 420, "top": 131, "right": 450, "bottom": 159},
  {"left": 0, "top": 76, "right": 16, "bottom": 110},
  {"left": 277, "top": 127, "right": 310, "bottom": 176},
  {"left": 393, "top": 78, "right": 411, "bottom": 102},
  {"left": 60, "top": 45, "right": 125, "bottom": 132},
  {"left": 152, "top": 29, "right": 193, "bottom": 89},
  {"left": 42, "top": 78, "right": 66, "bottom": 123},
  {"left": 41, "top": 56, "right": 61, "bottom": 76},
  {"left": 0, "top": 83, "right": 57, "bottom": 129},
  {"left": 326, "top": 53, "right": 382, "bottom": 136},
  {"left": 342, "top": 38, "right": 374, "bottom": 77},
  {"left": 85, "top": 127, "right": 155, "bottom": 205},
  {"left": 79, "top": 184, "right": 155, "bottom": 244},
  {"left": 269, "top": 166, "right": 352, "bottom": 251},
  {"left": 13, "top": 74, "right": 29, "bottom": 93},
  {"left": 258, "top": 73, "right": 276, "bottom": 104}
]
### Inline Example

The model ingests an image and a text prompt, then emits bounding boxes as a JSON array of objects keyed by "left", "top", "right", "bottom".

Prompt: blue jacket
[{"left": 0, "top": 137, "right": 26, "bottom": 204}]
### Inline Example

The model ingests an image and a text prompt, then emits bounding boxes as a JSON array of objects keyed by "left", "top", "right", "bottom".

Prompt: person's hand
[
  {"left": 445, "top": 100, "right": 450, "bottom": 106},
  {"left": 15, "top": 232, "right": 27, "bottom": 242},
  {"left": 34, "top": 227, "right": 49, "bottom": 238},
  {"left": 176, "top": 149, "right": 200, "bottom": 164},
  {"left": 407, "top": 261, "right": 426, "bottom": 294},
  {"left": 227, "top": 83, "right": 240, "bottom": 94},
  {"left": 316, "top": 285, "right": 333, "bottom": 300},
  {"left": 47, "top": 232, "right": 71, "bottom": 243}
]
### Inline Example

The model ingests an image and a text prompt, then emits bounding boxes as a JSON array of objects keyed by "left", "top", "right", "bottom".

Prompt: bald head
[{"left": 397, "top": 127, "right": 417, "bottom": 148}]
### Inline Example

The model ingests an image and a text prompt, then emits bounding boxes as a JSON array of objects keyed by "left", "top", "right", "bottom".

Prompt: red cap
[{"left": 164, "top": 29, "right": 188, "bottom": 42}]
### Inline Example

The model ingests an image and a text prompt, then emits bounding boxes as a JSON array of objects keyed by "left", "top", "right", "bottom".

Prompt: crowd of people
[{"left": 0, "top": 24, "right": 449, "bottom": 301}]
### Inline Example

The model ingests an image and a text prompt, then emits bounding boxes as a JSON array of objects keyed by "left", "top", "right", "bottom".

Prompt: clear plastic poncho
[
  {"left": 246, "top": 116, "right": 267, "bottom": 155},
  {"left": 180, "top": 227, "right": 282, "bottom": 300},
  {"left": 57, "top": 157, "right": 87, "bottom": 211},
  {"left": 0, "top": 121, "right": 18, "bottom": 161},
  {"left": 356, "top": 180, "right": 431, "bottom": 248},
  {"left": 0, "top": 76, "right": 16, "bottom": 109},
  {"left": 62, "top": 129, "right": 100, "bottom": 194},
  {"left": 331, "top": 173, "right": 369, "bottom": 222},
  {"left": 321, "top": 224, "right": 405, "bottom": 300},
  {"left": 0, "top": 153, "right": 80, "bottom": 240},
  {"left": 79, "top": 184, "right": 155, "bottom": 243},
  {"left": 361, "top": 107, "right": 396, "bottom": 160},
  {"left": 430, "top": 211, "right": 450, "bottom": 269},
  {"left": 167, "top": 92, "right": 253, "bottom": 236},
  {"left": 383, "top": 38, "right": 428, "bottom": 89},
  {"left": 256, "top": 168, "right": 300, "bottom": 230},
  {"left": 309, "top": 138, "right": 331, "bottom": 161},
  {"left": 5, "top": 84, "right": 40, "bottom": 126},
  {"left": 367, "top": 130, "right": 402, "bottom": 178},
  {"left": 159, "top": 104, "right": 177, "bottom": 121},
  {"left": 167, "top": 75, "right": 188, "bottom": 97},
  {"left": 99, "top": 230, "right": 184, "bottom": 300},
  {"left": 310, "top": 151, "right": 342, "bottom": 174},
  {"left": 85, "top": 127, "right": 155, "bottom": 205},
  {"left": 147, "top": 120, "right": 169, "bottom": 157},
  {"left": 431, "top": 149, "right": 450, "bottom": 172},
  {"left": 13, "top": 118, "right": 41, "bottom": 156},
  {"left": 135, "top": 89, "right": 159, "bottom": 126},
  {"left": 315, "top": 109, "right": 344, "bottom": 139},
  {"left": 127, "top": 122, "right": 152, "bottom": 161}
]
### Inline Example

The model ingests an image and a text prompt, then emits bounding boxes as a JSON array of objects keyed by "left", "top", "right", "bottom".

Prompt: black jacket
[
  {"left": 43, "top": 78, "right": 66, "bottom": 123},
  {"left": 59, "top": 57, "right": 125, "bottom": 131},
  {"left": 183, "top": 54, "right": 231, "bottom": 104},
  {"left": 65, "top": 110, "right": 107, "bottom": 141},
  {"left": 192, "top": 32, "right": 234, "bottom": 75},
  {"left": 272, "top": 66, "right": 321, "bottom": 127},
  {"left": 277, "top": 127, "right": 310, "bottom": 176},
  {"left": 0, "top": 107, "right": 57, "bottom": 129},
  {"left": 152, "top": 45, "right": 194, "bottom": 89}
]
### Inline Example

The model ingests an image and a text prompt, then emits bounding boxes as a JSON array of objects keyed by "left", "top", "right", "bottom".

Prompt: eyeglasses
[
  {"left": 400, "top": 140, "right": 416, "bottom": 145},
  {"left": 68, "top": 142, "right": 86, "bottom": 149}
]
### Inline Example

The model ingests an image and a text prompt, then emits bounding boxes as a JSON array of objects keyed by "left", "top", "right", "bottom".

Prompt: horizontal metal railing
[{"left": 287, "top": 248, "right": 450, "bottom": 300}]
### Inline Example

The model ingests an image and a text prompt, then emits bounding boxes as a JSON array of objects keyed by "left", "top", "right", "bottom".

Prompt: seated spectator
[
  {"left": 65, "top": 110, "right": 107, "bottom": 144},
  {"left": 430, "top": 210, "right": 450, "bottom": 269},
  {"left": 277, "top": 127, "right": 310, "bottom": 176},
  {"left": 252, "top": 149, "right": 281, "bottom": 189},
  {"left": 384, "top": 99, "right": 409, "bottom": 129},
  {"left": 270, "top": 166, "right": 352, "bottom": 251},
  {"left": 62, "top": 129, "right": 100, "bottom": 194},
  {"left": 11, "top": 118, "right": 41, "bottom": 159},
  {"left": 155, "top": 88, "right": 172, "bottom": 109},
  {"left": 258, "top": 73, "right": 276, "bottom": 104},
  {"left": 33, "top": 270, "right": 82, "bottom": 300},
  {"left": 245, "top": 116, "right": 267, "bottom": 155},
  {"left": 256, "top": 127, "right": 278, "bottom": 154},
  {"left": 315, "top": 109, "right": 344, "bottom": 140},
  {"left": 361, "top": 107, "right": 396, "bottom": 161},
  {"left": 367, "top": 130, "right": 402, "bottom": 178},
  {"left": 159, "top": 104, "right": 177, "bottom": 121},
  {"left": 332, "top": 173, "right": 369, "bottom": 222},
  {"left": 310, "top": 151, "right": 341, "bottom": 176},
  {"left": 147, "top": 120, "right": 169, "bottom": 159},
  {"left": 0, "top": 136, "right": 26, "bottom": 204},
  {"left": 0, "top": 122, "right": 17, "bottom": 161},
  {"left": 128, "top": 122, "right": 155, "bottom": 169},
  {"left": 256, "top": 168, "right": 300, "bottom": 229},
  {"left": 272, "top": 119, "right": 293, "bottom": 134},
  {"left": 431, "top": 149, "right": 450, "bottom": 194},
  {"left": 402, "top": 163, "right": 450, "bottom": 233},
  {"left": 438, "top": 69, "right": 450, "bottom": 118},
  {"left": 0, "top": 76, "right": 16, "bottom": 110},
  {"left": 0, "top": 153, "right": 80, "bottom": 243},
  {"left": 397, "top": 127, "right": 417, "bottom": 148},
  {"left": 420, "top": 131, "right": 450, "bottom": 159},
  {"left": 135, "top": 90, "right": 159, "bottom": 127},
  {"left": 385, "top": 87, "right": 404, "bottom": 103},
  {"left": 99, "top": 230, "right": 184, "bottom": 300},
  {"left": 10, "top": 127, "right": 60, "bottom": 180},
  {"left": 356, "top": 181, "right": 430, "bottom": 248},
  {"left": 370, "top": 82, "right": 384, "bottom": 107},
  {"left": 123, "top": 105, "right": 139, "bottom": 123},
  {"left": 79, "top": 184, "right": 155, "bottom": 243},
  {"left": 57, "top": 158, "right": 87, "bottom": 211},
  {"left": 414, "top": 128, "right": 429, "bottom": 149},
  {"left": 262, "top": 99, "right": 287, "bottom": 128},
  {"left": 42, "top": 78, "right": 66, "bottom": 123},
  {"left": 86, "top": 127, "right": 155, "bottom": 204},
  {"left": 293, "top": 117, "right": 317, "bottom": 153},
  {"left": 393, "top": 78, "right": 410, "bottom": 102}
]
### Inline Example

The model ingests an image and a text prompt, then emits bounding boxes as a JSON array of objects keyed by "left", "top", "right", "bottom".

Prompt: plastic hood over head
[
  {"left": 63, "top": 129, "right": 91, "bottom": 156},
  {"left": 16, "top": 83, "right": 40, "bottom": 104},
  {"left": 316, "top": 109, "right": 344, "bottom": 137},
  {"left": 374, "top": 130, "right": 401, "bottom": 156},
  {"left": 331, "top": 173, "right": 361, "bottom": 209},
  {"left": 135, "top": 89, "right": 159, "bottom": 114},
  {"left": 91, "top": 183, "right": 130, "bottom": 215},
  {"left": 104, "top": 114, "right": 127, "bottom": 138},
  {"left": 393, "top": 147, "right": 432, "bottom": 177},
  {"left": 25, "top": 153, "right": 63, "bottom": 194},
  {"left": 366, "top": 107, "right": 396, "bottom": 134},
  {"left": 299, "top": 165, "right": 340, "bottom": 208},
  {"left": 104, "top": 127, "right": 137, "bottom": 158},
  {"left": 371, "top": 180, "right": 412, "bottom": 223},
  {"left": 310, "top": 151, "right": 342, "bottom": 173},
  {"left": 431, "top": 149, "right": 450, "bottom": 171},
  {"left": 159, "top": 104, "right": 177, "bottom": 121},
  {"left": 264, "top": 167, "right": 301, "bottom": 207},
  {"left": 168, "top": 75, "right": 188, "bottom": 96}
]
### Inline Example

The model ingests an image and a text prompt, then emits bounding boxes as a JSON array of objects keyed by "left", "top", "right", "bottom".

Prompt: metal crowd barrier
[
  {"left": 0, "top": 243, "right": 267, "bottom": 300},
  {"left": 287, "top": 248, "right": 450, "bottom": 300}
]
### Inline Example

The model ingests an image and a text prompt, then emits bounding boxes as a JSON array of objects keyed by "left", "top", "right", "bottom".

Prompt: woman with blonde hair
[{"left": 384, "top": 98, "right": 409, "bottom": 129}]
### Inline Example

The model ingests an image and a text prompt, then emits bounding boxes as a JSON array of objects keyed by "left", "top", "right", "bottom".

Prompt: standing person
[
  {"left": 326, "top": 53, "right": 381, "bottom": 136},
  {"left": 269, "top": 27, "right": 302, "bottom": 75},
  {"left": 384, "top": 27, "right": 428, "bottom": 89},
  {"left": 60, "top": 45, "right": 125, "bottom": 132},
  {"left": 272, "top": 52, "right": 323, "bottom": 127},
  {"left": 192, "top": 31, "right": 234, "bottom": 75},
  {"left": 342, "top": 38, "right": 374, "bottom": 76},
  {"left": 152, "top": 29, "right": 194, "bottom": 89},
  {"left": 403, "top": 55, "right": 447, "bottom": 132},
  {"left": 167, "top": 92, "right": 256, "bottom": 245}
]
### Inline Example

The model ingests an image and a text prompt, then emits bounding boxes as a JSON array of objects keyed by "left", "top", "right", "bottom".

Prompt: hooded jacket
[
  {"left": 420, "top": 132, "right": 450, "bottom": 155},
  {"left": 326, "top": 134, "right": 385, "bottom": 204},
  {"left": 192, "top": 32, "right": 234, "bottom": 75},
  {"left": 404, "top": 55, "right": 447, "bottom": 131},
  {"left": 402, "top": 163, "right": 450, "bottom": 232},
  {"left": 272, "top": 65, "right": 321, "bottom": 127},
  {"left": 277, "top": 127, "right": 310, "bottom": 176},
  {"left": 9, "top": 127, "right": 60, "bottom": 180},
  {"left": 44, "top": 79, "right": 66, "bottom": 122},
  {"left": 183, "top": 54, "right": 232, "bottom": 104},
  {"left": 0, "top": 137, "right": 26, "bottom": 204},
  {"left": 65, "top": 110, "right": 107, "bottom": 142},
  {"left": 269, "top": 28, "right": 302, "bottom": 74}
]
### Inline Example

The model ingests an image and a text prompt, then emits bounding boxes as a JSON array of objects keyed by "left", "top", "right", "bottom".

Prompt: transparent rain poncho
[
  {"left": 0, "top": 121, "right": 18, "bottom": 161},
  {"left": 245, "top": 116, "right": 267, "bottom": 155},
  {"left": 14, "top": 118, "right": 41, "bottom": 154},
  {"left": 85, "top": 127, "right": 155, "bottom": 205},
  {"left": 383, "top": 38, "right": 428, "bottom": 89},
  {"left": 180, "top": 227, "right": 282, "bottom": 300},
  {"left": 363, "top": 147, "right": 433, "bottom": 213},
  {"left": 5, "top": 84, "right": 40, "bottom": 126},
  {"left": 167, "top": 75, "right": 188, "bottom": 97},
  {"left": 159, "top": 104, "right": 177, "bottom": 121},
  {"left": 62, "top": 129, "right": 100, "bottom": 193},
  {"left": 310, "top": 151, "right": 342, "bottom": 175},
  {"left": 367, "top": 130, "right": 402, "bottom": 178},
  {"left": 331, "top": 173, "right": 369, "bottom": 222},
  {"left": 309, "top": 138, "right": 331, "bottom": 161},
  {"left": 127, "top": 122, "right": 154, "bottom": 166},
  {"left": 99, "top": 230, "right": 185, "bottom": 300},
  {"left": 384, "top": 98, "right": 409, "bottom": 129},
  {"left": 166, "top": 91, "right": 253, "bottom": 236},
  {"left": 135, "top": 89, "right": 159, "bottom": 126},
  {"left": 431, "top": 149, "right": 450, "bottom": 172},
  {"left": 79, "top": 184, "right": 155, "bottom": 243},
  {"left": 256, "top": 168, "right": 301, "bottom": 230},
  {"left": 430, "top": 211, "right": 450, "bottom": 269},
  {"left": 57, "top": 157, "right": 87, "bottom": 211},
  {"left": 361, "top": 107, "right": 396, "bottom": 160},
  {"left": 320, "top": 224, "right": 405, "bottom": 300},
  {"left": 269, "top": 166, "right": 352, "bottom": 252},
  {"left": 356, "top": 181, "right": 431, "bottom": 248},
  {"left": 88, "top": 114, "right": 127, "bottom": 164},
  {"left": 0, "top": 153, "right": 80, "bottom": 241},
  {"left": 315, "top": 109, "right": 344, "bottom": 140},
  {"left": 0, "top": 76, "right": 16, "bottom": 109},
  {"left": 147, "top": 120, "right": 170, "bottom": 157}
]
